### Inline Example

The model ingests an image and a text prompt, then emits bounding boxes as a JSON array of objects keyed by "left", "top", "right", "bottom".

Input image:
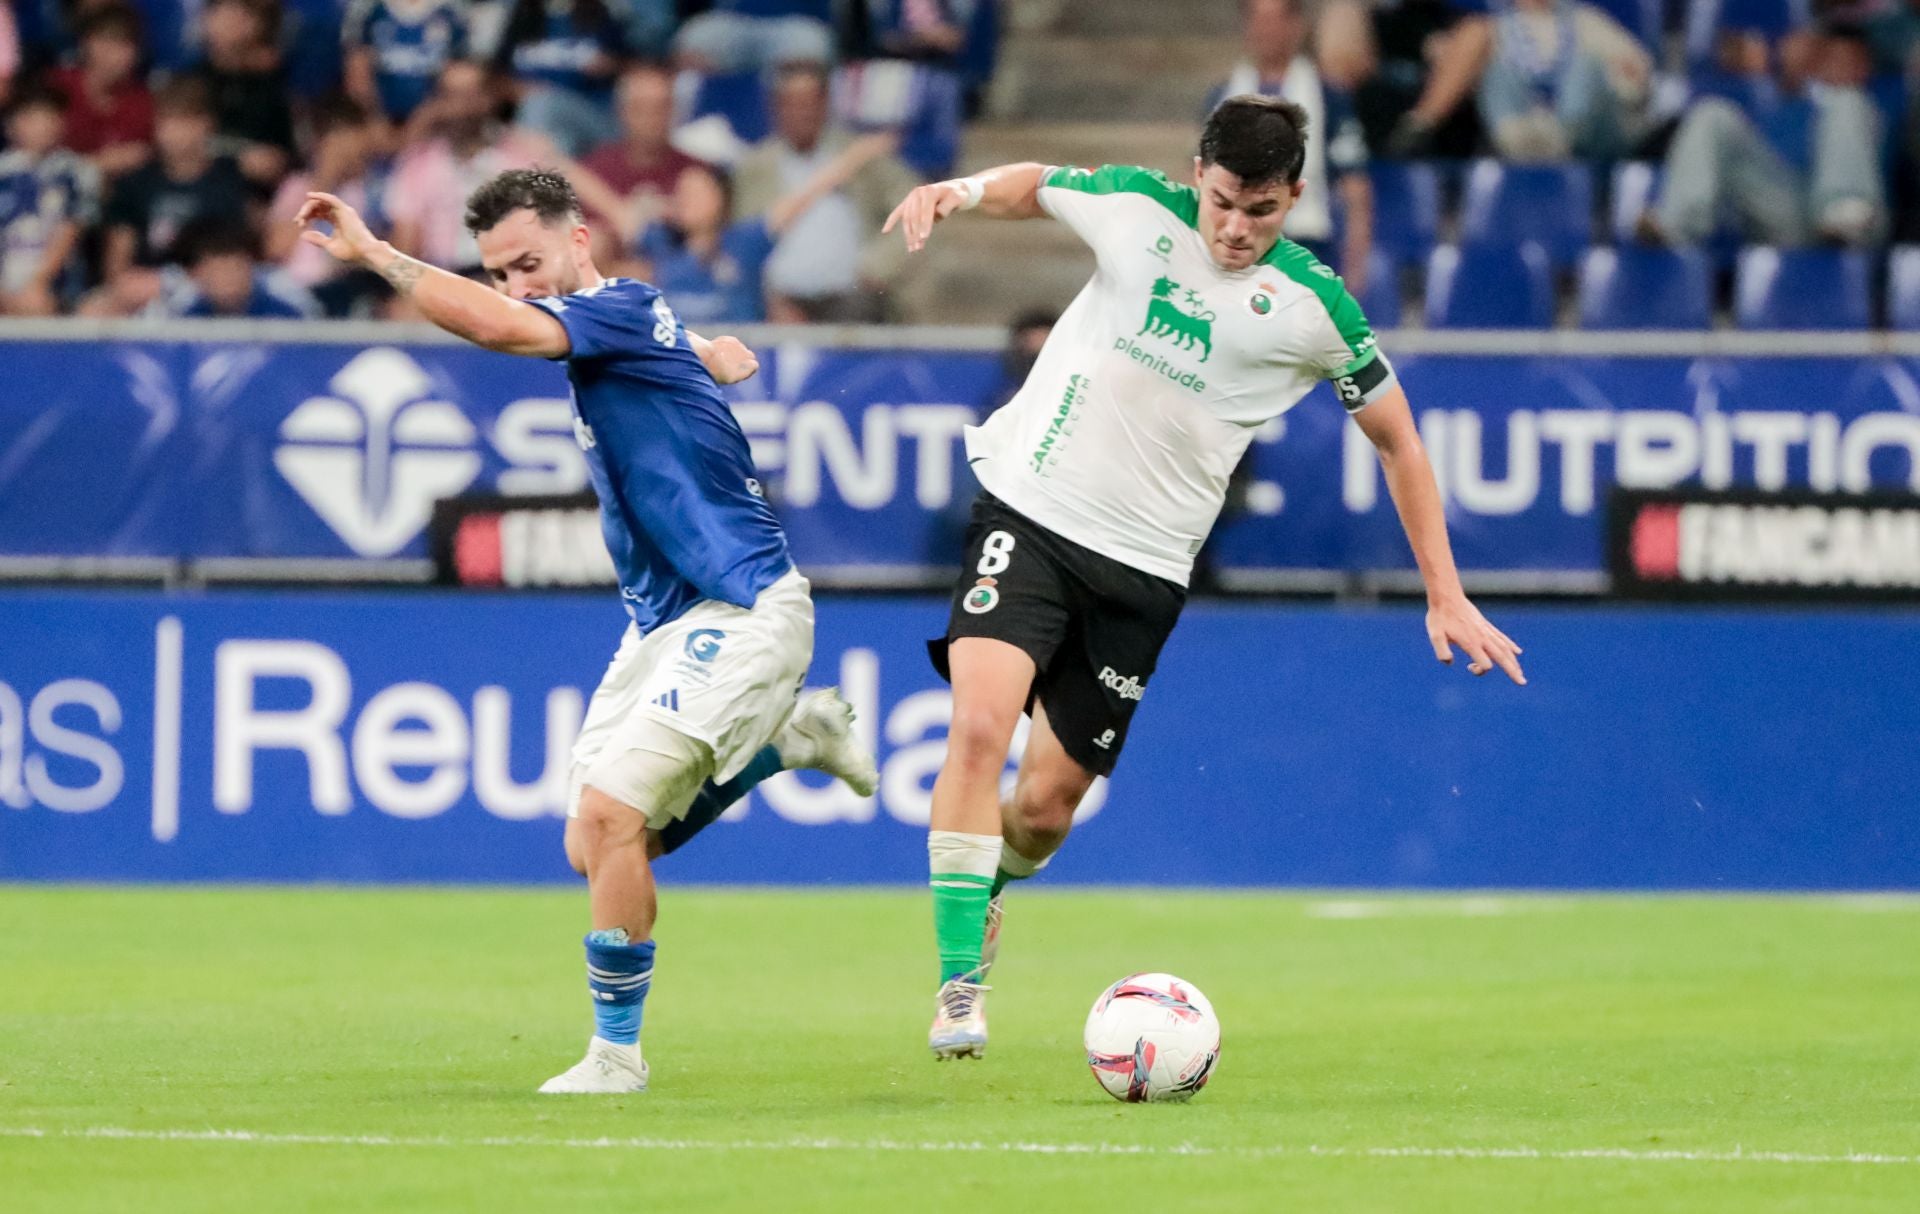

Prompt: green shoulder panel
[
  {"left": 1262, "top": 239, "right": 1378, "bottom": 374},
  {"left": 1041, "top": 164, "right": 1200, "bottom": 229}
]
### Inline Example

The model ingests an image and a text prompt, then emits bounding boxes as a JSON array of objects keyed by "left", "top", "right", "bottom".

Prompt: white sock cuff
[
  {"left": 998, "top": 847, "right": 1049, "bottom": 880},
  {"left": 928, "top": 830, "right": 1002, "bottom": 879}
]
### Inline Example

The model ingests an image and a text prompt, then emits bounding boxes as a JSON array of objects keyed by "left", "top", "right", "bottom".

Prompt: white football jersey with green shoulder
[{"left": 963, "top": 163, "right": 1396, "bottom": 586}]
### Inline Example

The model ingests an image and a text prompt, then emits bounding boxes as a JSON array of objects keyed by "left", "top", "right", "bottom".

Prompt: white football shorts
[{"left": 569, "top": 568, "right": 813, "bottom": 828}]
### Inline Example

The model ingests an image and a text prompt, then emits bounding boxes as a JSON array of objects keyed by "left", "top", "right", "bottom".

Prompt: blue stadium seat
[
  {"left": 1354, "top": 248, "right": 1403, "bottom": 330},
  {"left": 1733, "top": 247, "right": 1873, "bottom": 330},
  {"left": 1424, "top": 243, "right": 1556, "bottom": 329},
  {"left": 1887, "top": 246, "right": 1920, "bottom": 330},
  {"left": 1362, "top": 161, "right": 1442, "bottom": 265},
  {"left": 1576, "top": 246, "right": 1714, "bottom": 329},
  {"left": 1459, "top": 159, "right": 1596, "bottom": 269},
  {"left": 689, "top": 71, "right": 771, "bottom": 145}
]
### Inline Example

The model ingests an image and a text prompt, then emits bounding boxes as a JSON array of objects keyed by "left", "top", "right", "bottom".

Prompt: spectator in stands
[
  {"left": 1639, "top": 24, "right": 1888, "bottom": 246},
  {"left": 733, "top": 63, "right": 919, "bottom": 321},
  {"left": 1207, "top": 0, "right": 1376, "bottom": 297},
  {"left": 834, "top": 0, "right": 975, "bottom": 177},
  {"left": 385, "top": 59, "right": 627, "bottom": 271},
  {"left": 636, "top": 132, "right": 900, "bottom": 323},
  {"left": 47, "top": 5, "right": 153, "bottom": 181},
  {"left": 1316, "top": 0, "right": 1490, "bottom": 158},
  {"left": 862, "top": 0, "right": 972, "bottom": 61},
  {"left": 675, "top": 1, "right": 836, "bottom": 72},
  {"left": 266, "top": 96, "right": 390, "bottom": 314},
  {"left": 994, "top": 308, "right": 1054, "bottom": 409},
  {"left": 344, "top": 0, "right": 469, "bottom": 130},
  {"left": 492, "top": 0, "right": 629, "bottom": 157},
  {"left": 158, "top": 218, "right": 317, "bottom": 316},
  {"left": 1477, "top": 0, "right": 1652, "bottom": 161},
  {"left": 0, "top": 5, "right": 18, "bottom": 111},
  {"left": 0, "top": 85, "right": 99, "bottom": 315},
  {"left": 192, "top": 0, "right": 298, "bottom": 189},
  {"left": 582, "top": 64, "right": 701, "bottom": 208},
  {"left": 91, "top": 77, "right": 250, "bottom": 314}
]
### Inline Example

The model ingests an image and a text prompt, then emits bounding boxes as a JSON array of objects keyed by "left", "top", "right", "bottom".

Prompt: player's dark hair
[
  {"left": 1198, "top": 94, "right": 1309, "bottom": 188},
  {"left": 464, "top": 168, "right": 584, "bottom": 235}
]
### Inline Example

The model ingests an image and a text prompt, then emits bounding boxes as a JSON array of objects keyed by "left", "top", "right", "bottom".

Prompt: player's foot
[
  {"left": 979, "top": 893, "right": 1005, "bottom": 973},
  {"left": 776, "top": 687, "right": 878, "bottom": 796},
  {"left": 537, "top": 1036, "right": 650, "bottom": 1094},
  {"left": 928, "top": 970, "right": 990, "bottom": 1060}
]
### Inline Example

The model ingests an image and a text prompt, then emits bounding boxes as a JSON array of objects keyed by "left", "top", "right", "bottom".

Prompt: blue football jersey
[
  {"left": 528, "top": 278, "right": 794, "bottom": 632},
  {"left": 343, "top": 0, "right": 467, "bottom": 121}
]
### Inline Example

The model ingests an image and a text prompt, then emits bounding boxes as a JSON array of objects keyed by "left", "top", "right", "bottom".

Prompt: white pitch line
[{"left": 0, "top": 1126, "right": 1913, "bottom": 1167}]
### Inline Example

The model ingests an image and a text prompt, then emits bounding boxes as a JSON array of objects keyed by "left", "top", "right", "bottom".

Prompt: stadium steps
[
  {"left": 888, "top": 122, "right": 1196, "bottom": 324},
  {"left": 993, "top": 35, "right": 1241, "bottom": 123}
]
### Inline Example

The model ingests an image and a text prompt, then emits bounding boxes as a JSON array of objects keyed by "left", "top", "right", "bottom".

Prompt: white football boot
[
  {"left": 776, "top": 688, "right": 879, "bottom": 796},
  {"left": 537, "top": 1037, "right": 650, "bottom": 1094},
  {"left": 979, "top": 894, "right": 1005, "bottom": 972},
  {"left": 928, "top": 970, "right": 991, "bottom": 1060}
]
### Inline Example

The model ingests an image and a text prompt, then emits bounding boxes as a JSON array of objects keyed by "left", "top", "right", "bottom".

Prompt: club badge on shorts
[{"left": 964, "top": 577, "right": 1000, "bottom": 614}]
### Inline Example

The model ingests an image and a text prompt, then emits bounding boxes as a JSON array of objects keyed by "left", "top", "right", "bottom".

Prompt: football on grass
[{"left": 1083, "top": 972, "right": 1220, "bottom": 1102}]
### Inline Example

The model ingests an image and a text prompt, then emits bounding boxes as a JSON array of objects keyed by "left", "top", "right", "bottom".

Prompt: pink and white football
[{"left": 1083, "top": 972, "right": 1221, "bottom": 1102}]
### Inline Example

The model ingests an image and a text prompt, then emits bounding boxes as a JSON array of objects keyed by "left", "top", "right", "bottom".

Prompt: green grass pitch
[{"left": 4, "top": 887, "right": 1917, "bottom": 1212}]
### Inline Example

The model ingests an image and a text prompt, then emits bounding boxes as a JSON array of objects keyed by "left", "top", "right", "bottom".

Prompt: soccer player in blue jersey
[{"left": 296, "top": 168, "right": 878, "bottom": 1094}]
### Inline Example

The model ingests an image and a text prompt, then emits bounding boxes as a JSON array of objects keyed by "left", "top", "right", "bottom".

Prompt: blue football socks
[{"left": 584, "top": 929, "right": 655, "bottom": 1046}]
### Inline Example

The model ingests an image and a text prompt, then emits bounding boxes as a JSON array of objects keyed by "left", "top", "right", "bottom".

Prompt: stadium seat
[
  {"left": 1458, "top": 159, "right": 1596, "bottom": 269},
  {"left": 1424, "top": 243, "right": 1556, "bottom": 329},
  {"left": 1354, "top": 248, "right": 1403, "bottom": 331},
  {"left": 1576, "top": 246, "right": 1713, "bottom": 329},
  {"left": 1733, "top": 247, "right": 1873, "bottom": 330},
  {"left": 1362, "top": 161, "right": 1442, "bottom": 265},
  {"left": 1889, "top": 246, "right": 1920, "bottom": 330}
]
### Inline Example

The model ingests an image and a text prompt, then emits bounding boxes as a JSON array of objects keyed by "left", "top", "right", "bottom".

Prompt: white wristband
[{"left": 948, "top": 176, "right": 986, "bottom": 210}]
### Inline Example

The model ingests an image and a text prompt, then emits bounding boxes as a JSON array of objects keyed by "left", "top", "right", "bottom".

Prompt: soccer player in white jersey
[
  {"left": 297, "top": 169, "right": 877, "bottom": 1093},
  {"left": 884, "top": 96, "right": 1527, "bottom": 1058}
]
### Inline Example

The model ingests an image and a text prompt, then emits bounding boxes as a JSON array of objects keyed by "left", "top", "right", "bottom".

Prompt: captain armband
[{"left": 1330, "top": 350, "right": 1395, "bottom": 413}]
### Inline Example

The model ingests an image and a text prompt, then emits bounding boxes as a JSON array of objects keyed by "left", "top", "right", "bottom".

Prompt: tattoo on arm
[{"left": 380, "top": 254, "right": 425, "bottom": 295}]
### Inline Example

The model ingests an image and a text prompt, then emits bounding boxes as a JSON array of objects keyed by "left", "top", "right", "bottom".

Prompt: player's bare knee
[
  {"left": 945, "top": 703, "right": 1020, "bottom": 774},
  {"left": 575, "top": 787, "right": 646, "bottom": 862}
]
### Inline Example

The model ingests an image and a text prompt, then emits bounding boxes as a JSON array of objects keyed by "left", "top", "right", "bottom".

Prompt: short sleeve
[
  {"left": 527, "top": 279, "right": 679, "bottom": 364},
  {"left": 1036, "top": 164, "right": 1199, "bottom": 255},
  {"left": 1320, "top": 289, "right": 1394, "bottom": 412}
]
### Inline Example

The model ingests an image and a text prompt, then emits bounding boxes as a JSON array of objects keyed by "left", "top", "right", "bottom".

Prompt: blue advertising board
[
  {"left": 1, "top": 590, "right": 1914, "bottom": 888},
  {"left": 3, "top": 335, "right": 1919, "bottom": 577}
]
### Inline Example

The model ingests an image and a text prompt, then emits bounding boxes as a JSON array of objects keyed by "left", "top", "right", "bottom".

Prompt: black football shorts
[{"left": 928, "top": 492, "right": 1186, "bottom": 776}]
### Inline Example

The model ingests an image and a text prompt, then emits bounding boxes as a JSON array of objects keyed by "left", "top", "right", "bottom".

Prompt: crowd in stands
[
  {"left": 3, "top": 0, "right": 1920, "bottom": 326},
  {"left": 0, "top": 0, "right": 982, "bottom": 320},
  {"left": 1224, "top": 0, "right": 1920, "bottom": 327}
]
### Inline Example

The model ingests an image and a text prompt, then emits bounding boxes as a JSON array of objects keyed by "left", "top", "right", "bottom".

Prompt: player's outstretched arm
[
  {"left": 294, "top": 191, "right": 569, "bottom": 358},
  {"left": 1352, "top": 385, "right": 1527, "bottom": 685},
  {"left": 881, "top": 162, "right": 1049, "bottom": 253}
]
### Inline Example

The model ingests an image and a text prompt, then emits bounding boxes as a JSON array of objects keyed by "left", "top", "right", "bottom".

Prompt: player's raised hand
[
  {"left": 295, "top": 191, "right": 382, "bottom": 266},
  {"left": 1426, "top": 595, "right": 1526, "bottom": 685},
  {"left": 701, "top": 335, "right": 760, "bottom": 385},
  {"left": 882, "top": 181, "right": 969, "bottom": 253}
]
